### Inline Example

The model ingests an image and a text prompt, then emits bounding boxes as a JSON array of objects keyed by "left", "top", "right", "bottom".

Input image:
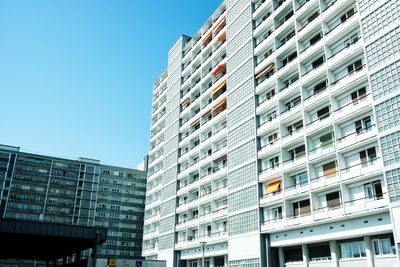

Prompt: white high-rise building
[{"left": 143, "top": 0, "right": 400, "bottom": 266}]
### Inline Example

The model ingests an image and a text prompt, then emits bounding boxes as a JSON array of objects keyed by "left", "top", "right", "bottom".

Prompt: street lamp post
[{"left": 200, "top": 241, "right": 207, "bottom": 267}]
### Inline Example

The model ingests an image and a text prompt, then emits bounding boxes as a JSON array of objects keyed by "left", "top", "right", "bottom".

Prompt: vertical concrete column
[
  {"left": 278, "top": 247, "right": 285, "bottom": 267},
  {"left": 329, "top": 240, "right": 339, "bottom": 267},
  {"left": 224, "top": 255, "right": 228, "bottom": 267},
  {"left": 364, "top": 236, "right": 375, "bottom": 267},
  {"left": 302, "top": 244, "right": 309, "bottom": 267},
  {"left": 210, "top": 256, "right": 215, "bottom": 267}
]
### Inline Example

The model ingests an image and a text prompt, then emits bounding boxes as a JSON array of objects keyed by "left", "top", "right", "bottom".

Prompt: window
[
  {"left": 320, "top": 132, "right": 334, "bottom": 148},
  {"left": 347, "top": 59, "right": 363, "bottom": 74},
  {"left": 290, "top": 172, "right": 308, "bottom": 188},
  {"left": 372, "top": 235, "right": 396, "bottom": 256},
  {"left": 265, "top": 89, "right": 276, "bottom": 101},
  {"left": 308, "top": 243, "right": 331, "bottom": 261},
  {"left": 317, "top": 106, "right": 330, "bottom": 120},
  {"left": 289, "top": 145, "right": 306, "bottom": 160},
  {"left": 339, "top": 239, "right": 366, "bottom": 259},
  {"left": 313, "top": 80, "right": 327, "bottom": 94},
  {"left": 272, "top": 207, "right": 283, "bottom": 220},
  {"left": 284, "top": 247, "right": 303, "bottom": 263},
  {"left": 288, "top": 120, "right": 303, "bottom": 134},
  {"left": 310, "top": 33, "right": 322, "bottom": 46},
  {"left": 340, "top": 8, "right": 355, "bottom": 23},
  {"left": 364, "top": 180, "right": 383, "bottom": 199},
  {"left": 268, "top": 133, "right": 278, "bottom": 144},
  {"left": 355, "top": 116, "right": 372, "bottom": 134},
  {"left": 285, "top": 96, "right": 301, "bottom": 111},
  {"left": 351, "top": 87, "right": 367, "bottom": 104},
  {"left": 283, "top": 52, "right": 297, "bottom": 66},
  {"left": 326, "top": 191, "right": 341, "bottom": 208},
  {"left": 322, "top": 161, "right": 337, "bottom": 178},
  {"left": 270, "top": 156, "right": 279, "bottom": 169},
  {"left": 293, "top": 199, "right": 310, "bottom": 217},
  {"left": 312, "top": 56, "right": 325, "bottom": 69},
  {"left": 359, "top": 147, "right": 377, "bottom": 166}
]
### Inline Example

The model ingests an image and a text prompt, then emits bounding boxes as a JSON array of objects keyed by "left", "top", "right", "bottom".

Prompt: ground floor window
[
  {"left": 284, "top": 246, "right": 303, "bottom": 263},
  {"left": 339, "top": 239, "right": 366, "bottom": 259},
  {"left": 372, "top": 234, "right": 397, "bottom": 256},
  {"left": 308, "top": 242, "right": 331, "bottom": 261}
]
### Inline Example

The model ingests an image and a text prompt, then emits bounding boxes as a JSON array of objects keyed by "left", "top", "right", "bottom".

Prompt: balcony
[
  {"left": 176, "top": 216, "right": 198, "bottom": 231},
  {"left": 199, "top": 212, "right": 212, "bottom": 223},
  {"left": 258, "top": 116, "right": 279, "bottom": 136},
  {"left": 301, "top": 61, "right": 327, "bottom": 85},
  {"left": 310, "top": 172, "right": 340, "bottom": 190},
  {"left": 261, "top": 218, "right": 285, "bottom": 232},
  {"left": 201, "top": 230, "right": 228, "bottom": 244},
  {"left": 306, "top": 113, "right": 332, "bottom": 134},
  {"left": 343, "top": 194, "right": 389, "bottom": 215},
  {"left": 257, "top": 93, "right": 278, "bottom": 114},
  {"left": 340, "top": 158, "right": 383, "bottom": 182},
  {"left": 283, "top": 154, "right": 307, "bottom": 170},
  {"left": 143, "top": 229, "right": 159, "bottom": 240},
  {"left": 281, "top": 128, "right": 304, "bottom": 145},
  {"left": 330, "top": 65, "right": 367, "bottom": 94},
  {"left": 308, "top": 142, "right": 336, "bottom": 161},
  {"left": 333, "top": 93, "right": 372, "bottom": 122},
  {"left": 303, "top": 85, "right": 329, "bottom": 109},
  {"left": 144, "top": 213, "right": 161, "bottom": 225},
  {"left": 313, "top": 205, "right": 344, "bottom": 221},
  {"left": 176, "top": 198, "right": 199, "bottom": 213},
  {"left": 297, "top": 13, "right": 321, "bottom": 40},
  {"left": 285, "top": 184, "right": 309, "bottom": 197},
  {"left": 254, "top": 0, "right": 270, "bottom": 19},
  {"left": 212, "top": 206, "right": 228, "bottom": 220},
  {"left": 142, "top": 245, "right": 158, "bottom": 256},
  {"left": 145, "top": 198, "right": 162, "bottom": 210},
  {"left": 259, "top": 139, "right": 280, "bottom": 158},
  {"left": 324, "top": 11, "right": 359, "bottom": 44},
  {"left": 260, "top": 190, "right": 284, "bottom": 206},
  {"left": 327, "top": 37, "right": 363, "bottom": 68},
  {"left": 299, "top": 34, "right": 324, "bottom": 61},
  {"left": 177, "top": 179, "right": 200, "bottom": 196},
  {"left": 280, "top": 102, "right": 302, "bottom": 121},
  {"left": 175, "top": 237, "right": 199, "bottom": 249},
  {"left": 259, "top": 165, "right": 282, "bottom": 182},
  {"left": 286, "top": 212, "right": 313, "bottom": 226},
  {"left": 337, "top": 125, "right": 377, "bottom": 151}
]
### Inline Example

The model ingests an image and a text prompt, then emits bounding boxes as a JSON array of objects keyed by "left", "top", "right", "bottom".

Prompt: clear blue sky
[{"left": 0, "top": 0, "right": 221, "bottom": 168}]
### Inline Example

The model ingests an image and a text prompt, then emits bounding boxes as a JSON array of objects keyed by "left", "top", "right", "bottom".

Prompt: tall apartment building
[
  {"left": 0, "top": 144, "right": 147, "bottom": 264},
  {"left": 144, "top": 0, "right": 400, "bottom": 266}
]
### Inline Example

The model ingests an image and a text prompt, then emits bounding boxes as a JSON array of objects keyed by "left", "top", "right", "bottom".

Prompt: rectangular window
[
  {"left": 347, "top": 59, "right": 363, "bottom": 73},
  {"left": 326, "top": 191, "right": 341, "bottom": 208},
  {"left": 351, "top": 87, "right": 367, "bottom": 104},
  {"left": 293, "top": 199, "right": 310, "bottom": 217},
  {"left": 317, "top": 106, "right": 330, "bottom": 120},
  {"left": 272, "top": 207, "right": 283, "bottom": 220},
  {"left": 310, "top": 33, "right": 322, "bottom": 46},
  {"left": 364, "top": 180, "right": 383, "bottom": 199},
  {"left": 320, "top": 132, "right": 333, "bottom": 148},
  {"left": 314, "top": 80, "right": 327, "bottom": 94},
  {"left": 372, "top": 235, "right": 396, "bottom": 256},
  {"left": 268, "top": 133, "right": 278, "bottom": 144},
  {"left": 270, "top": 156, "right": 279, "bottom": 168},
  {"left": 340, "top": 8, "right": 355, "bottom": 23},
  {"left": 339, "top": 239, "right": 366, "bottom": 259},
  {"left": 312, "top": 56, "right": 325, "bottom": 69},
  {"left": 322, "top": 161, "right": 337, "bottom": 178},
  {"left": 355, "top": 116, "right": 371, "bottom": 134}
]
